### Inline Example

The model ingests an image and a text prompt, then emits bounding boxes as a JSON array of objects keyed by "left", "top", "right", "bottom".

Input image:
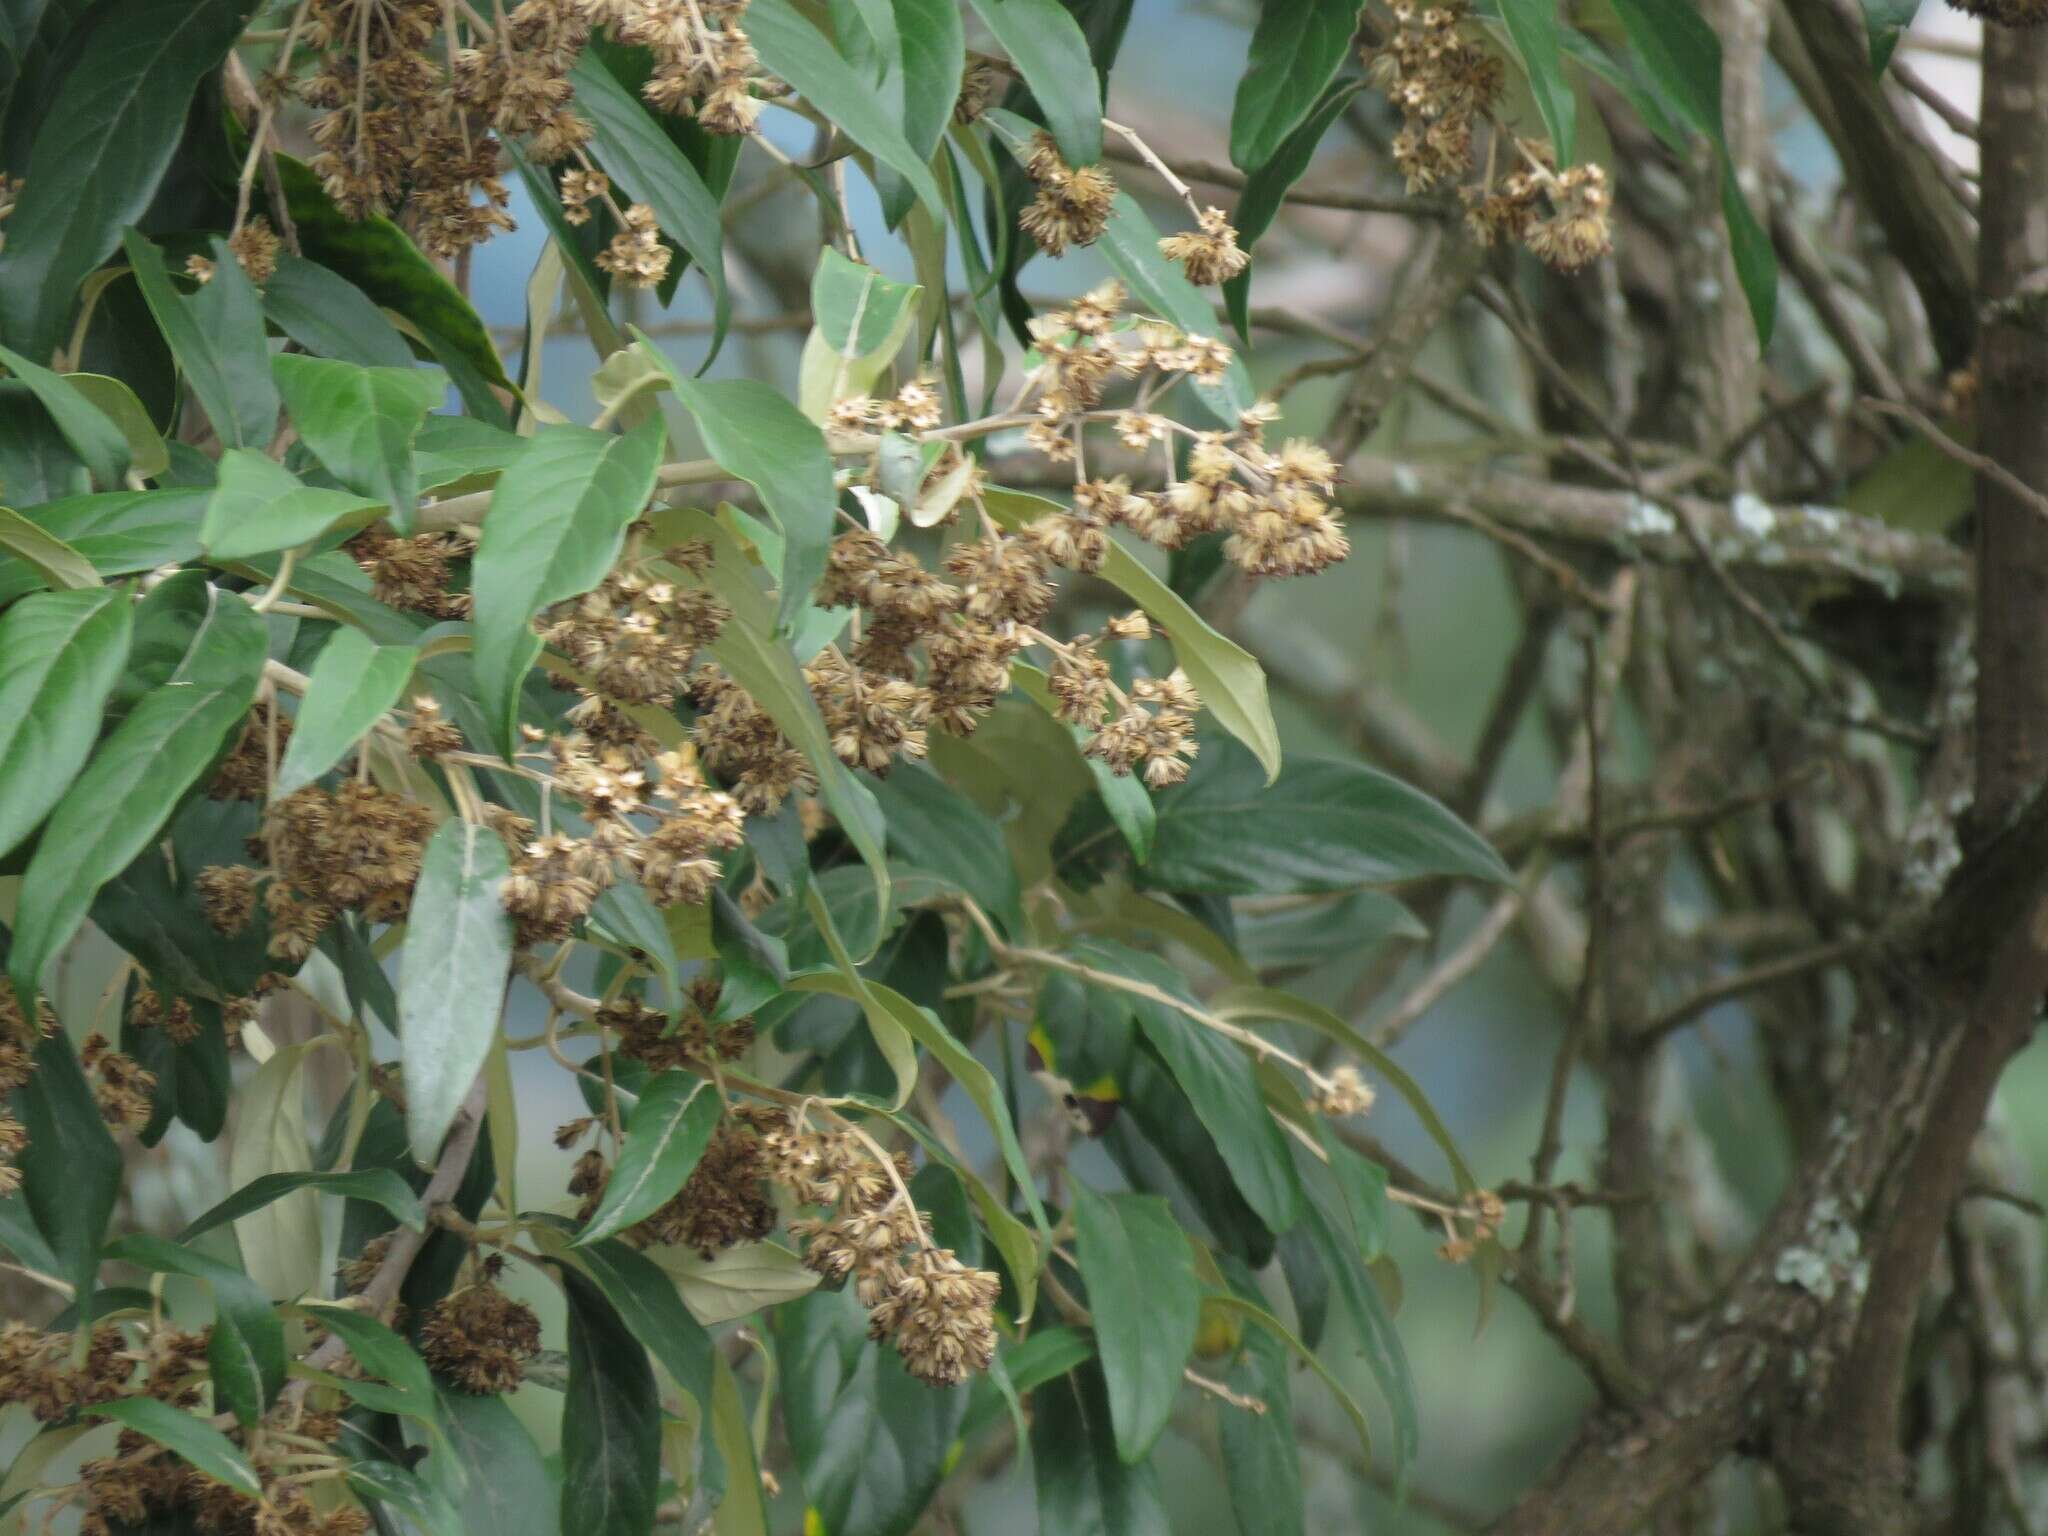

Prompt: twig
[
  {"left": 1865, "top": 397, "right": 2048, "bottom": 523},
  {"left": 1635, "top": 936, "right": 1869, "bottom": 1045}
]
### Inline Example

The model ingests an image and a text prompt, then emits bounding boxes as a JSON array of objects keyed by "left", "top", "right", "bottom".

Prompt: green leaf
[
  {"left": 472, "top": 417, "right": 666, "bottom": 758},
  {"left": 1095, "top": 195, "right": 1255, "bottom": 423},
  {"left": 92, "top": 1397, "right": 264, "bottom": 1499},
  {"left": 348, "top": 1460, "right": 465, "bottom": 1536},
  {"left": 0, "top": 489, "right": 207, "bottom": 603},
  {"left": 0, "top": 0, "right": 255, "bottom": 360},
  {"left": 8, "top": 1029, "right": 121, "bottom": 1311},
  {"left": 273, "top": 628, "right": 417, "bottom": 797},
  {"left": 894, "top": 0, "right": 967, "bottom": 166},
  {"left": 983, "top": 488, "right": 1281, "bottom": 779},
  {"left": 1216, "top": 1289, "right": 1303, "bottom": 1536},
  {"left": 865, "top": 759, "right": 1024, "bottom": 937},
  {"left": 0, "top": 505, "right": 100, "bottom": 589},
  {"left": 709, "top": 1351, "right": 770, "bottom": 1535},
  {"left": 776, "top": 1286, "right": 968, "bottom": 1536},
  {"left": 1315, "top": 1121, "right": 1389, "bottom": 1263},
  {"left": 200, "top": 448, "right": 384, "bottom": 560},
  {"left": 427, "top": 1388, "right": 563, "bottom": 1536},
  {"left": 561, "top": 1268, "right": 663, "bottom": 1536},
  {"left": 797, "top": 248, "right": 922, "bottom": 421},
  {"left": 262, "top": 252, "right": 418, "bottom": 370},
  {"left": 571, "top": 52, "right": 732, "bottom": 367},
  {"left": 0, "top": 341, "right": 129, "bottom": 485},
  {"left": 64, "top": 373, "right": 169, "bottom": 480},
  {"left": 9, "top": 585, "right": 266, "bottom": 999},
  {"left": 633, "top": 340, "right": 837, "bottom": 632},
  {"left": 1201, "top": 1287, "right": 1372, "bottom": 1467},
  {"left": 271, "top": 354, "right": 446, "bottom": 528},
  {"left": 298, "top": 1304, "right": 441, "bottom": 1422},
  {"left": 179, "top": 1170, "right": 426, "bottom": 1243},
  {"left": 122, "top": 231, "right": 280, "bottom": 451},
  {"left": 745, "top": 0, "right": 946, "bottom": 216},
  {"left": 1498, "top": 0, "right": 1576, "bottom": 165},
  {"left": 966, "top": 0, "right": 1104, "bottom": 165},
  {"left": 1013, "top": 661, "right": 1154, "bottom": 864},
  {"left": 1220, "top": 77, "right": 1360, "bottom": 340},
  {"left": 1031, "top": 1362, "right": 1171, "bottom": 1536},
  {"left": 1139, "top": 734, "right": 1508, "bottom": 893},
  {"left": 961, "top": 1326, "right": 1095, "bottom": 1440},
  {"left": 1072, "top": 1185, "right": 1199, "bottom": 1462},
  {"left": 1236, "top": 888, "right": 1424, "bottom": 970},
  {"left": 1607, "top": 0, "right": 1775, "bottom": 344},
  {"left": 0, "top": 588, "right": 130, "bottom": 859},
  {"left": 575, "top": 1074, "right": 722, "bottom": 1246},
  {"left": 1072, "top": 939, "right": 1302, "bottom": 1232},
  {"left": 103, "top": 1233, "right": 287, "bottom": 1426},
  {"left": 650, "top": 1238, "right": 821, "bottom": 1325},
  {"left": 227, "top": 1042, "right": 323, "bottom": 1300},
  {"left": 1228, "top": 0, "right": 1358, "bottom": 172},
  {"left": 1863, "top": 0, "right": 1920, "bottom": 72},
  {"left": 399, "top": 819, "right": 516, "bottom": 1161},
  {"left": 1298, "top": 1181, "right": 1417, "bottom": 1475}
]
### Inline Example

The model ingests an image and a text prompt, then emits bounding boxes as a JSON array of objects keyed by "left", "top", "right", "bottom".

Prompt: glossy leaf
[
  {"left": 1073, "top": 1184, "right": 1199, "bottom": 1462},
  {"left": 93, "top": 1397, "right": 264, "bottom": 1499},
  {"left": 1498, "top": 0, "right": 1575, "bottom": 165},
  {"left": 9, "top": 1029, "right": 121, "bottom": 1310},
  {"left": 1229, "top": 0, "right": 1357, "bottom": 171},
  {"left": 399, "top": 820, "right": 514, "bottom": 1161},
  {"left": 0, "top": 489, "right": 207, "bottom": 603},
  {"left": 201, "top": 448, "right": 384, "bottom": 560},
  {"left": 1140, "top": 735, "right": 1508, "bottom": 894},
  {"left": 271, "top": 354, "right": 446, "bottom": 528},
  {"left": 745, "top": 0, "right": 945, "bottom": 216},
  {"left": 348, "top": 1461, "right": 465, "bottom": 1536},
  {"left": 966, "top": 0, "right": 1103, "bottom": 165},
  {"left": 0, "top": 587, "right": 130, "bottom": 859},
  {"left": 64, "top": 373, "right": 169, "bottom": 480},
  {"left": 776, "top": 1286, "right": 968, "bottom": 1536},
  {"left": 575, "top": 1073, "right": 722, "bottom": 1246},
  {"left": 0, "top": 341, "right": 129, "bottom": 485},
  {"left": 180, "top": 1169, "right": 426, "bottom": 1243},
  {"left": 571, "top": 52, "right": 731, "bottom": 366},
  {"left": 123, "top": 231, "right": 279, "bottom": 451},
  {"left": 561, "top": 1268, "right": 663, "bottom": 1536},
  {"left": 0, "top": 0, "right": 254, "bottom": 359},
  {"left": 0, "top": 505, "right": 99, "bottom": 589},
  {"left": 1031, "top": 1362, "right": 1171, "bottom": 1536},
  {"left": 273, "top": 628, "right": 417, "bottom": 797},
  {"left": 473, "top": 417, "right": 666, "bottom": 757},
  {"left": 984, "top": 488, "right": 1281, "bottom": 779},
  {"left": 9, "top": 585, "right": 266, "bottom": 999},
  {"left": 261, "top": 253, "right": 417, "bottom": 370}
]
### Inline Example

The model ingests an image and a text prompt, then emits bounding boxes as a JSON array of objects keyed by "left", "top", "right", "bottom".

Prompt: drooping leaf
[
  {"left": 428, "top": 1387, "right": 563, "bottom": 1536},
  {"left": 399, "top": 819, "right": 516, "bottom": 1162},
  {"left": 0, "top": 340, "right": 129, "bottom": 485},
  {"left": 273, "top": 628, "right": 417, "bottom": 797},
  {"left": 0, "top": 0, "right": 255, "bottom": 360},
  {"left": 1072, "top": 1184, "right": 1199, "bottom": 1463},
  {"left": 865, "top": 759, "right": 1024, "bottom": 937},
  {"left": 776, "top": 1285, "right": 969, "bottom": 1536},
  {"left": 348, "top": 1460, "right": 466, "bottom": 1536},
  {"left": 64, "top": 372, "right": 169, "bottom": 480},
  {"left": 796, "top": 248, "right": 922, "bottom": 421},
  {"left": 1014, "top": 661, "right": 1155, "bottom": 864},
  {"left": 260, "top": 252, "right": 418, "bottom": 370},
  {"left": 0, "top": 488, "right": 207, "bottom": 604},
  {"left": 8, "top": 1028, "right": 122, "bottom": 1312},
  {"left": 122, "top": 231, "right": 279, "bottom": 451},
  {"left": 1215, "top": 1284, "right": 1304, "bottom": 1536},
  {"left": 296, "top": 1304, "right": 441, "bottom": 1426},
  {"left": 200, "top": 448, "right": 384, "bottom": 560},
  {"left": 226, "top": 1042, "right": 323, "bottom": 1301},
  {"left": 1031, "top": 1361, "right": 1171, "bottom": 1536},
  {"left": 92, "top": 1398, "right": 264, "bottom": 1499},
  {"left": 0, "top": 587, "right": 130, "bottom": 859},
  {"left": 570, "top": 51, "right": 731, "bottom": 367},
  {"left": 1228, "top": 0, "right": 1358, "bottom": 172},
  {"left": 179, "top": 1170, "right": 426, "bottom": 1243},
  {"left": 574, "top": 1073, "right": 722, "bottom": 1246},
  {"left": 0, "top": 504, "right": 101, "bottom": 588},
  {"left": 1298, "top": 1178, "right": 1418, "bottom": 1475},
  {"left": 103, "top": 1232, "right": 287, "bottom": 1426},
  {"left": 560, "top": 1268, "right": 663, "bottom": 1536},
  {"left": 648, "top": 1238, "right": 821, "bottom": 1325},
  {"left": 271, "top": 354, "right": 446, "bottom": 528},
  {"left": 1497, "top": 0, "right": 1575, "bottom": 166},
  {"left": 893, "top": 0, "right": 967, "bottom": 167},
  {"left": 745, "top": 0, "right": 946, "bottom": 216},
  {"left": 1862, "top": 0, "right": 1920, "bottom": 72},
  {"left": 9, "top": 584, "right": 266, "bottom": 999},
  {"left": 472, "top": 416, "right": 666, "bottom": 758},
  {"left": 965, "top": 0, "right": 1103, "bottom": 165}
]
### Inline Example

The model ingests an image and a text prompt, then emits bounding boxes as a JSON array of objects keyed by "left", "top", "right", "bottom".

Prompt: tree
[{"left": 0, "top": 0, "right": 2039, "bottom": 1531}]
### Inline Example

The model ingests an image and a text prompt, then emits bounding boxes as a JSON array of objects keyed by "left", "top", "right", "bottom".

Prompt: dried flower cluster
[
  {"left": 1437, "top": 1188, "right": 1507, "bottom": 1265},
  {"left": 0, "top": 989, "right": 48, "bottom": 1197},
  {"left": 185, "top": 217, "right": 283, "bottom": 286},
  {"left": 1020, "top": 132, "right": 1118, "bottom": 256},
  {"left": 1157, "top": 205, "right": 1249, "bottom": 287},
  {"left": 80, "top": 1031, "right": 155, "bottom": 1133},
  {"left": 419, "top": 1263, "right": 544, "bottom": 1393},
  {"left": 354, "top": 530, "right": 476, "bottom": 619},
  {"left": 1366, "top": 2, "right": 1611, "bottom": 270}
]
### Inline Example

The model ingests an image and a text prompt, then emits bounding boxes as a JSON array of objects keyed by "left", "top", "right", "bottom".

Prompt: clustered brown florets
[
  {"left": 418, "top": 1269, "right": 544, "bottom": 1394},
  {"left": 1020, "top": 132, "right": 1117, "bottom": 257}
]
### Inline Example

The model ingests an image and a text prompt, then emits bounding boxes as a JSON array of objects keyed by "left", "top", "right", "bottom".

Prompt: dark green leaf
[
  {"left": 298, "top": 1305, "right": 440, "bottom": 1424},
  {"left": 1863, "top": 0, "right": 1919, "bottom": 72},
  {"left": 894, "top": 0, "right": 966, "bottom": 166},
  {"left": 561, "top": 1268, "right": 662, "bottom": 1536},
  {"left": 92, "top": 1398, "right": 263, "bottom": 1498},
  {"left": 1498, "top": 0, "right": 1575, "bottom": 165},
  {"left": 179, "top": 1170, "right": 426, "bottom": 1243},
  {"left": 0, "top": 342, "right": 128, "bottom": 485},
  {"left": 0, "top": 587, "right": 131, "bottom": 859},
  {"left": 399, "top": 819, "right": 515, "bottom": 1162},
  {"left": 0, "top": 0, "right": 254, "bottom": 359},
  {"left": 271, "top": 354, "right": 446, "bottom": 528},
  {"left": 273, "top": 628, "right": 416, "bottom": 797},
  {"left": 261, "top": 252, "right": 417, "bottom": 370},
  {"left": 570, "top": 52, "right": 731, "bottom": 367},
  {"left": 776, "top": 1285, "right": 967, "bottom": 1536},
  {"left": 0, "top": 504, "right": 99, "bottom": 588},
  {"left": 966, "top": 0, "right": 1103, "bottom": 165},
  {"left": 866, "top": 759, "right": 1024, "bottom": 937},
  {"left": 711, "top": 886, "right": 789, "bottom": 1019},
  {"left": 1228, "top": 0, "right": 1357, "bottom": 171},
  {"left": 1030, "top": 1361, "right": 1170, "bottom": 1536},
  {"left": 1299, "top": 1180, "right": 1417, "bottom": 1475},
  {"left": 9, "top": 1028, "right": 121, "bottom": 1309},
  {"left": 123, "top": 231, "right": 279, "bottom": 451},
  {"left": 428, "top": 1387, "right": 563, "bottom": 1536},
  {"left": 0, "top": 382, "right": 89, "bottom": 507},
  {"left": 1236, "top": 888, "right": 1424, "bottom": 971},
  {"left": 746, "top": 0, "right": 946, "bottom": 216},
  {"left": 472, "top": 417, "right": 666, "bottom": 758},
  {"left": 1072, "top": 1184, "right": 1199, "bottom": 1462},
  {"left": 1140, "top": 735, "right": 1507, "bottom": 894},
  {"left": 960, "top": 1326, "right": 1095, "bottom": 1441},
  {"left": 10, "top": 585, "right": 266, "bottom": 999},
  {"left": 348, "top": 1459, "right": 464, "bottom": 1536},
  {"left": 105, "top": 1232, "right": 286, "bottom": 1426},
  {"left": 575, "top": 1073, "right": 722, "bottom": 1246},
  {"left": 0, "top": 488, "right": 207, "bottom": 604},
  {"left": 200, "top": 448, "right": 383, "bottom": 560},
  {"left": 1217, "top": 1298, "right": 1302, "bottom": 1536},
  {"left": 1315, "top": 1121, "right": 1389, "bottom": 1263}
]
